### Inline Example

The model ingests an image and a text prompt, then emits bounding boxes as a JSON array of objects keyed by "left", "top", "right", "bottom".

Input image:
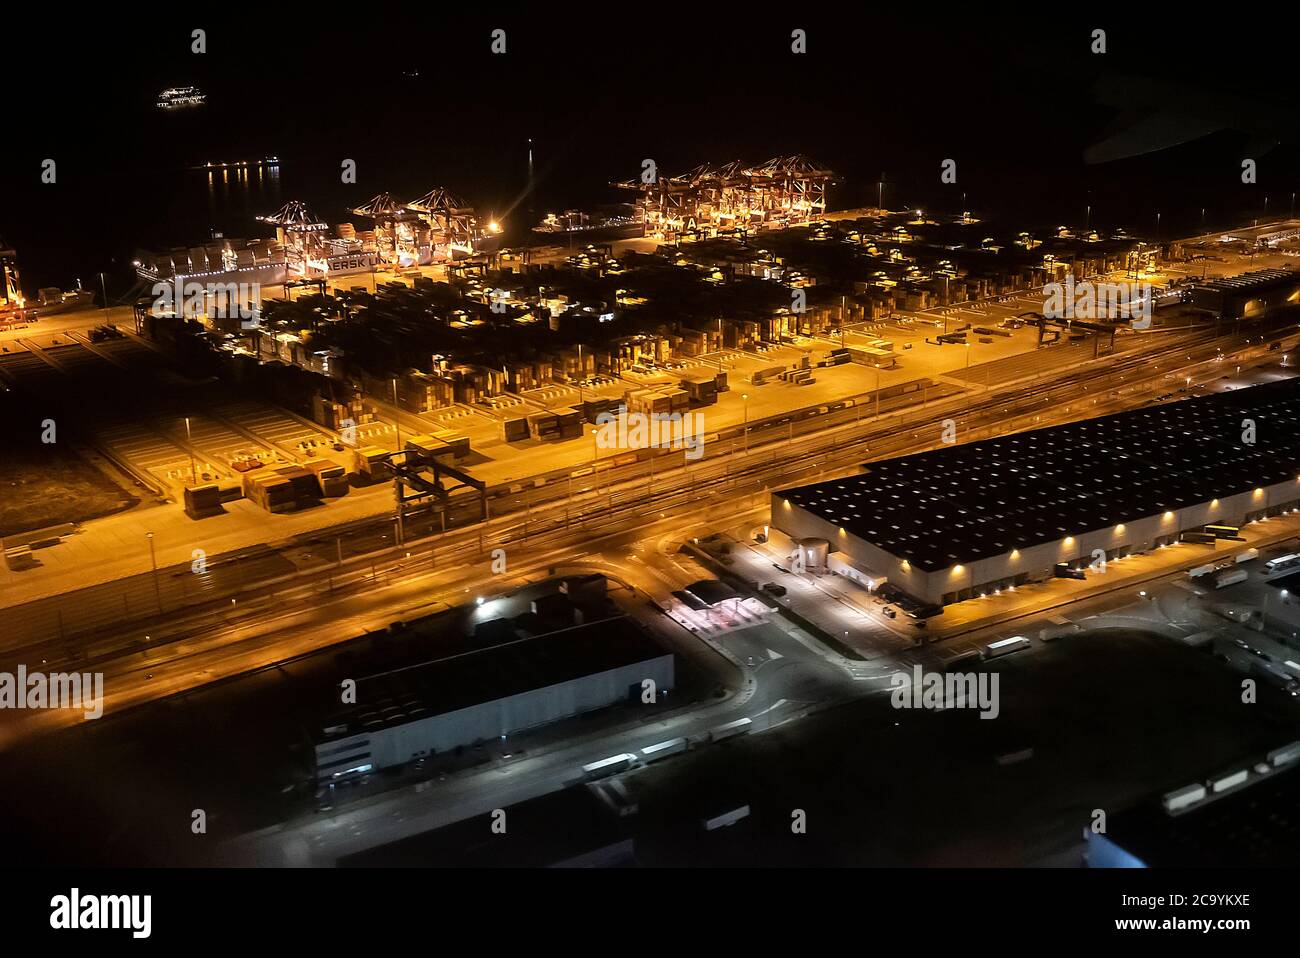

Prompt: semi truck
[
  {"left": 1213, "top": 568, "right": 1248, "bottom": 589},
  {"left": 581, "top": 753, "right": 637, "bottom": 780},
  {"left": 709, "top": 718, "right": 752, "bottom": 742},
  {"left": 640, "top": 738, "right": 688, "bottom": 763},
  {"left": 1266, "top": 554, "right": 1300, "bottom": 574},
  {"left": 981, "top": 636, "right": 1031, "bottom": 659}
]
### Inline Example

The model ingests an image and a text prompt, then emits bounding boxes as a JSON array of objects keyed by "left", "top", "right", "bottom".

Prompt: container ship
[{"left": 533, "top": 205, "right": 644, "bottom": 244}]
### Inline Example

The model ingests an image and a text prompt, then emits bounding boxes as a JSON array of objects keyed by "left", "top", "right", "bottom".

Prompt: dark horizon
[{"left": 5, "top": 13, "right": 1299, "bottom": 291}]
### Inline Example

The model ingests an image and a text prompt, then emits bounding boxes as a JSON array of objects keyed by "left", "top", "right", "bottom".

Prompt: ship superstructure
[{"left": 157, "top": 86, "right": 206, "bottom": 109}]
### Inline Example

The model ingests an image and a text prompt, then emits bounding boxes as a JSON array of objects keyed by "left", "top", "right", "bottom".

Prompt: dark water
[{"left": 3, "top": 14, "right": 1296, "bottom": 293}]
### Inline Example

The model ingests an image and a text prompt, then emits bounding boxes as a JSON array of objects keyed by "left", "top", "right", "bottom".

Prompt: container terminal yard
[{"left": 5, "top": 15, "right": 1300, "bottom": 933}]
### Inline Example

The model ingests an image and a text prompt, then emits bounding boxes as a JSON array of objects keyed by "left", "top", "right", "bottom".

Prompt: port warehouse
[
  {"left": 769, "top": 378, "right": 1300, "bottom": 608},
  {"left": 1188, "top": 268, "right": 1300, "bottom": 322},
  {"left": 314, "top": 613, "right": 674, "bottom": 782}
]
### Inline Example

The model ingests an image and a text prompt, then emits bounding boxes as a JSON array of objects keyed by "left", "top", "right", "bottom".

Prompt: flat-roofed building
[
  {"left": 314, "top": 614, "right": 673, "bottom": 782},
  {"left": 1190, "top": 268, "right": 1300, "bottom": 321},
  {"left": 772, "top": 378, "right": 1300, "bottom": 606}
]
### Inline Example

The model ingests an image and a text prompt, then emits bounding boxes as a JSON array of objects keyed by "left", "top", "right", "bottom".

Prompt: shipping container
[
  {"left": 500, "top": 418, "right": 530, "bottom": 442},
  {"left": 304, "top": 458, "right": 348, "bottom": 497},
  {"left": 183, "top": 483, "right": 223, "bottom": 518},
  {"left": 351, "top": 445, "right": 392, "bottom": 480}
]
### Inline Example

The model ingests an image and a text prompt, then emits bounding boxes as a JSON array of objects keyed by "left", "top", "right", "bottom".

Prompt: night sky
[{"left": 5, "top": 12, "right": 1298, "bottom": 290}]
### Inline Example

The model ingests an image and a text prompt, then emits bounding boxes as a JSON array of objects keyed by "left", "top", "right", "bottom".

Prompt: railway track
[{"left": 1, "top": 325, "right": 1263, "bottom": 658}]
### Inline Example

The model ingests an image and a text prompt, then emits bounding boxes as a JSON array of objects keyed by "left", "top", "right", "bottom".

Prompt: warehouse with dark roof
[
  {"left": 1190, "top": 267, "right": 1300, "bottom": 321},
  {"left": 314, "top": 614, "right": 673, "bottom": 781},
  {"left": 771, "top": 377, "right": 1300, "bottom": 606}
]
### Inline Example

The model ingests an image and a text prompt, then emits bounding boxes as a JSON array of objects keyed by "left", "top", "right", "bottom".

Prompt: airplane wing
[{"left": 1084, "top": 111, "right": 1227, "bottom": 164}]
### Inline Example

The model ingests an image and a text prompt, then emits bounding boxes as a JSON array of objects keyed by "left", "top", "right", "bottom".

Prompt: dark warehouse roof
[
  {"left": 320, "top": 614, "right": 669, "bottom": 742},
  {"left": 1195, "top": 267, "right": 1298, "bottom": 295},
  {"left": 775, "top": 377, "right": 1300, "bottom": 572}
]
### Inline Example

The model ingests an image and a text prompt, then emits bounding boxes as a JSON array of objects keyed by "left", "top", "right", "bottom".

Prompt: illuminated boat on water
[{"left": 157, "top": 86, "right": 206, "bottom": 109}]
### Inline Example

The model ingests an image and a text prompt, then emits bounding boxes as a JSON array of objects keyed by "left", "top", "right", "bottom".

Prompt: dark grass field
[{"left": 0, "top": 440, "right": 138, "bottom": 538}]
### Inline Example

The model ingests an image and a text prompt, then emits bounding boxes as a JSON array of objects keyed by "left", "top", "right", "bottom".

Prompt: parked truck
[
  {"left": 1213, "top": 568, "right": 1249, "bottom": 589},
  {"left": 640, "top": 738, "right": 688, "bottom": 763},
  {"left": 981, "top": 636, "right": 1031, "bottom": 659},
  {"left": 581, "top": 753, "right": 637, "bottom": 780}
]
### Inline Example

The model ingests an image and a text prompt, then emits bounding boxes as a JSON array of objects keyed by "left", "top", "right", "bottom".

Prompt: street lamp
[
  {"left": 391, "top": 378, "right": 401, "bottom": 451},
  {"left": 184, "top": 416, "right": 196, "bottom": 485},
  {"left": 145, "top": 532, "right": 161, "bottom": 612},
  {"left": 742, "top": 393, "right": 749, "bottom": 453}
]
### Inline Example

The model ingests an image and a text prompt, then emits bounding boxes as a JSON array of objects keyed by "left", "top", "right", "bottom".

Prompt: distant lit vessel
[
  {"left": 157, "top": 86, "right": 206, "bottom": 109},
  {"left": 191, "top": 156, "right": 280, "bottom": 171},
  {"left": 533, "top": 204, "right": 644, "bottom": 242}
]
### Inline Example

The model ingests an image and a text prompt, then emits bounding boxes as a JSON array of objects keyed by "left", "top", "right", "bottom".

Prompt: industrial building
[
  {"left": 1190, "top": 267, "right": 1300, "bottom": 321},
  {"left": 771, "top": 378, "right": 1300, "bottom": 607},
  {"left": 314, "top": 613, "right": 674, "bottom": 782}
]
